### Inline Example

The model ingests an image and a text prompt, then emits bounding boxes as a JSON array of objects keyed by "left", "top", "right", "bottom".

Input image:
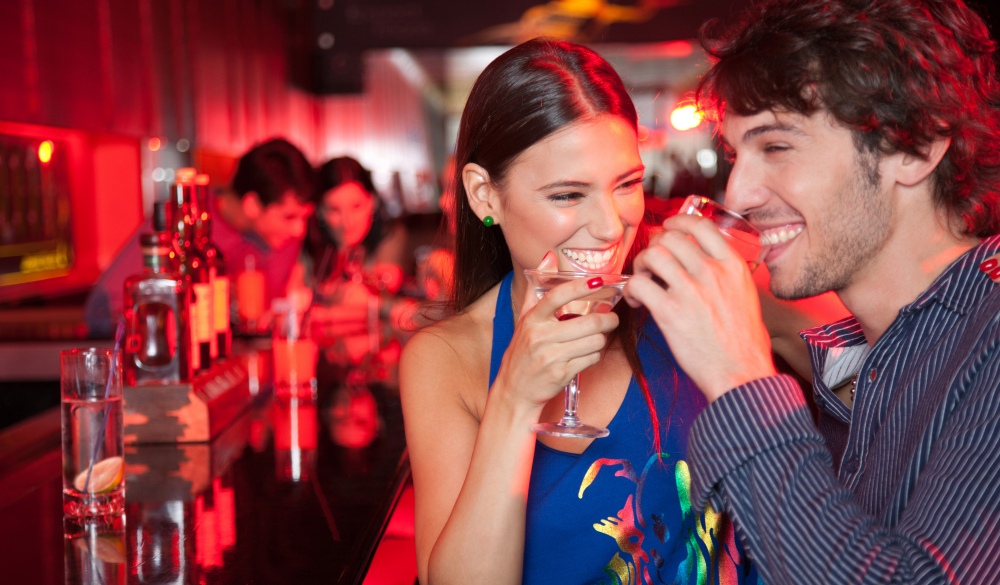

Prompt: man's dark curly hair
[{"left": 697, "top": 0, "right": 1000, "bottom": 237}]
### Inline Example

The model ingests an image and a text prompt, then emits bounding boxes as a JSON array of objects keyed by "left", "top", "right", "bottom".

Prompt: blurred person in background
[
  {"left": 214, "top": 137, "right": 316, "bottom": 323},
  {"left": 304, "top": 156, "right": 415, "bottom": 365},
  {"left": 83, "top": 137, "right": 315, "bottom": 337}
]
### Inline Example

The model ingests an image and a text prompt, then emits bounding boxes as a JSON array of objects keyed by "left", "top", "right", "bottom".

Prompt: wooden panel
[
  {"left": 106, "top": 0, "right": 152, "bottom": 137},
  {"left": 34, "top": 0, "right": 107, "bottom": 130},
  {"left": 0, "top": 1, "right": 34, "bottom": 122}
]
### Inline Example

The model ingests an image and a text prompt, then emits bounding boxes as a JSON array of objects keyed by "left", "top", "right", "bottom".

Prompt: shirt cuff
[{"left": 687, "top": 374, "right": 823, "bottom": 511}]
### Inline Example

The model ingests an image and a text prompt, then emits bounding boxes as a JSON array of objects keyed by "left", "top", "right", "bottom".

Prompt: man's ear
[
  {"left": 242, "top": 192, "right": 263, "bottom": 220},
  {"left": 895, "top": 136, "right": 950, "bottom": 187},
  {"left": 462, "top": 163, "right": 503, "bottom": 225}
]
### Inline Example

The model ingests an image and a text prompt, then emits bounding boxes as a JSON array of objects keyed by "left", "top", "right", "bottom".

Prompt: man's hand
[{"left": 624, "top": 214, "right": 777, "bottom": 400}]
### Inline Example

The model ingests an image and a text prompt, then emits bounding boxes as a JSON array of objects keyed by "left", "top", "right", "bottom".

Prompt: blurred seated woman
[{"left": 304, "top": 156, "right": 413, "bottom": 364}]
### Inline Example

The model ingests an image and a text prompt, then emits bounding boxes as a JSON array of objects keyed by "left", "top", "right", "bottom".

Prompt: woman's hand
[{"left": 493, "top": 259, "right": 620, "bottom": 415}]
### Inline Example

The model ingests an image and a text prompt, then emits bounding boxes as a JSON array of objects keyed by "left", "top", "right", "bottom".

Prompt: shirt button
[
  {"left": 869, "top": 368, "right": 877, "bottom": 382},
  {"left": 844, "top": 457, "right": 860, "bottom": 474}
]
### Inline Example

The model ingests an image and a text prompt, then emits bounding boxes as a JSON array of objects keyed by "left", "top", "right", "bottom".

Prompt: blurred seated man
[{"left": 84, "top": 137, "right": 315, "bottom": 337}]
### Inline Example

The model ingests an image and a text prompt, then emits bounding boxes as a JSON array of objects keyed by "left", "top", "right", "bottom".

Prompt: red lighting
[
  {"left": 670, "top": 104, "right": 703, "bottom": 132},
  {"left": 147, "top": 137, "right": 162, "bottom": 151},
  {"left": 659, "top": 40, "right": 694, "bottom": 58},
  {"left": 37, "top": 140, "right": 54, "bottom": 164}
]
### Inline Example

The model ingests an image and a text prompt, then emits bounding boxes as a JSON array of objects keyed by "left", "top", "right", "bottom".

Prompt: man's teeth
[
  {"left": 561, "top": 248, "right": 613, "bottom": 269},
  {"left": 761, "top": 225, "right": 804, "bottom": 246}
]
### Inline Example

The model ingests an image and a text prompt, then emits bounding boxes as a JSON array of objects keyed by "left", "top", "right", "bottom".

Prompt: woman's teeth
[
  {"left": 761, "top": 225, "right": 804, "bottom": 246},
  {"left": 561, "top": 248, "right": 613, "bottom": 270}
]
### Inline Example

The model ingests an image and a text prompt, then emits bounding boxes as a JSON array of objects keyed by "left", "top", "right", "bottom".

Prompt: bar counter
[{"left": 0, "top": 342, "right": 410, "bottom": 584}]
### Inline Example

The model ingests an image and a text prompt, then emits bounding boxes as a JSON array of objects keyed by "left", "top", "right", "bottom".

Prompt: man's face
[
  {"left": 721, "top": 109, "right": 891, "bottom": 299},
  {"left": 251, "top": 190, "right": 314, "bottom": 250}
]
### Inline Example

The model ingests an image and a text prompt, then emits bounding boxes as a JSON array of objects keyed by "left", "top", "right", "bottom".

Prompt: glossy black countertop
[{"left": 0, "top": 351, "right": 409, "bottom": 585}]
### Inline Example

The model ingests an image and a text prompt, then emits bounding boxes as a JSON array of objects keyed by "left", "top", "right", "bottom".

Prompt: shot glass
[
  {"left": 679, "top": 195, "right": 769, "bottom": 270},
  {"left": 60, "top": 348, "right": 126, "bottom": 521}
]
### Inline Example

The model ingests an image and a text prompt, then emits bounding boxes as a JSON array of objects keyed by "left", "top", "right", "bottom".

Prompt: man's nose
[{"left": 724, "top": 158, "right": 767, "bottom": 216}]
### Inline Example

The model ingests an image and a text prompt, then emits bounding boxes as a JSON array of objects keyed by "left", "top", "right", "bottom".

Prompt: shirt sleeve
[{"left": 687, "top": 371, "right": 1000, "bottom": 584}]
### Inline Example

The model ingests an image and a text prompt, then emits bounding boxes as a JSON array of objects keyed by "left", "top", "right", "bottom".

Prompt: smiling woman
[{"left": 399, "top": 37, "right": 760, "bottom": 585}]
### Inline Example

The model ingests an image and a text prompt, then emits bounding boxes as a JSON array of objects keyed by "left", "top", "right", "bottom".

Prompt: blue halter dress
[{"left": 490, "top": 272, "right": 759, "bottom": 585}]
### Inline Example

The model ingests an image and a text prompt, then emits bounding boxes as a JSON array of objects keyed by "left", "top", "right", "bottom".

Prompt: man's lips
[{"left": 758, "top": 224, "right": 804, "bottom": 246}]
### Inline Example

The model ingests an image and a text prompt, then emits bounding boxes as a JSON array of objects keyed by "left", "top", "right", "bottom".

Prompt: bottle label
[
  {"left": 214, "top": 276, "right": 231, "bottom": 331},
  {"left": 193, "top": 283, "right": 213, "bottom": 343}
]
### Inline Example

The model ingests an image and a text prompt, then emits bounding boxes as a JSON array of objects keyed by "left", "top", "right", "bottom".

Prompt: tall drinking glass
[
  {"left": 60, "top": 348, "right": 126, "bottom": 522},
  {"left": 679, "top": 195, "right": 769, "bottom": 269},
  {"left": 522, "top": 270, "right": 630, "bottom": 439}
]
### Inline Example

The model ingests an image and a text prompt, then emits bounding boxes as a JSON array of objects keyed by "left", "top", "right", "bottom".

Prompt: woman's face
[
  {"left": 321, "top": 181, "right": 375, "bottom": 248},
  {"left": 492, "top": 115, "right": 645, "bottom": 275}
]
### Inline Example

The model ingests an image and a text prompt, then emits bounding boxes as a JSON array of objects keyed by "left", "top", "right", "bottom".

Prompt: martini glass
[{"left": 522, "top": 270, "right": 630, "bottom": 439}]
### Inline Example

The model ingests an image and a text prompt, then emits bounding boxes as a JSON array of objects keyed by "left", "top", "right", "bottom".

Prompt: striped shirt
[{"left": 687, "top": 235, "right": 1000, "bottom": 584}]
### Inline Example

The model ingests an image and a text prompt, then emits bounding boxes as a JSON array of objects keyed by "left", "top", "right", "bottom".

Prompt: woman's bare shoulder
[
  {"left": 400, "top": 284, "right": 500, "bottom": 420},
  {"left": 406, "top": 286, "right": 497, "bottom": 361}
]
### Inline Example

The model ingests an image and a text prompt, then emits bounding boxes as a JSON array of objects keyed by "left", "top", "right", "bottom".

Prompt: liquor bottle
[
  {"left": 194, "top": 174, "right": 232, "bottom": 359},
  {"left": 122, "top": 202, "right": 193, "bottom": 384},
  {"left": 168, "top": 170, "right": 213, "bottom": 374}
]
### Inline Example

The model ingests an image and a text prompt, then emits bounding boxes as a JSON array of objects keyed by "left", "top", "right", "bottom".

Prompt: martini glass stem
[{"left": 560, "top": 374, "right": 583, "bottom": 427}]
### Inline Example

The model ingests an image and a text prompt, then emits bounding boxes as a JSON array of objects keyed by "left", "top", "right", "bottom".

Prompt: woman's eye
[
  {"left": 618, "top": 178, "right": 643, "bottom": 191},
  {"left": 548, "top": 192, "right": 584, "bottom": 202}
]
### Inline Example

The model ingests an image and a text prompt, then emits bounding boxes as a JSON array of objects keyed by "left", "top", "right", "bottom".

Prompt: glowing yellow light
[
  {"left": 670, "top": 104, "right": 703, "bottom": 131},
  {"left": 38, "top": 141, "right": 54, "bottom": 164},
  {"left": 176, "top": 167, "right": 197, "bottom": 184},
  {"left": 148, "top": 137, "right": 162, "bottom": 151}
]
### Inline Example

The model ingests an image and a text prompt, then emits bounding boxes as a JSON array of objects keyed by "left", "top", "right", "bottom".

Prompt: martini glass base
[{"left": 532, "top": 420, "right": 609, "bottom": 439}]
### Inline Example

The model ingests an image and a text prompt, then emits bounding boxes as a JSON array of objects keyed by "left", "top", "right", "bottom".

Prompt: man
[
  {"left": 624, "top": 0, "right": 1000, "bottom": 583},
  {"left": 212, "top": 138, "right": 316, "bottom": 306},
  {"left": 85, "top": 137, "right": 315, "bottom": 336}
]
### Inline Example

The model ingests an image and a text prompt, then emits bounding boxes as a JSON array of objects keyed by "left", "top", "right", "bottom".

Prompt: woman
[
  {"left": 400, "top": 38, "right": 759, "bottom": 584},
  {"left": 304, "top": 157, "right": 415, "bottom": 362}
]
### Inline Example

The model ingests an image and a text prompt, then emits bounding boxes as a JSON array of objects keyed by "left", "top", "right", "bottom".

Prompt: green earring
[{"left": 483, "top": 215, "right": 495, "bottom": 227}]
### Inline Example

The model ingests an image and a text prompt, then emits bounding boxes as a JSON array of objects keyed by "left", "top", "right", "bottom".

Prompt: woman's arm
[{"left": 400, "top": 279, "right": 620, "bottom": 584}]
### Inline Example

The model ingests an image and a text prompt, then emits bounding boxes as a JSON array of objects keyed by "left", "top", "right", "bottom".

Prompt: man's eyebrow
[{"left": 740, "top": 122, "right": 805, "bottom": 143}]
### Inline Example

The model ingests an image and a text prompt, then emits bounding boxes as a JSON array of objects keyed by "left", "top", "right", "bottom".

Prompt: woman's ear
[
  {"left": 242, "top": 191, "right": 263, "bottom": 220},
  {"left": 462, "top": 163, "right": 502, "bottom": 225},
  {"left": 895, "top": 136, "right": 951, "bottom": 187}
]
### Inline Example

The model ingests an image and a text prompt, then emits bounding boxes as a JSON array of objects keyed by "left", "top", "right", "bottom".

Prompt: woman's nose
[{"left": 589, "top": 193, "right": 626, "bottom": 242}]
